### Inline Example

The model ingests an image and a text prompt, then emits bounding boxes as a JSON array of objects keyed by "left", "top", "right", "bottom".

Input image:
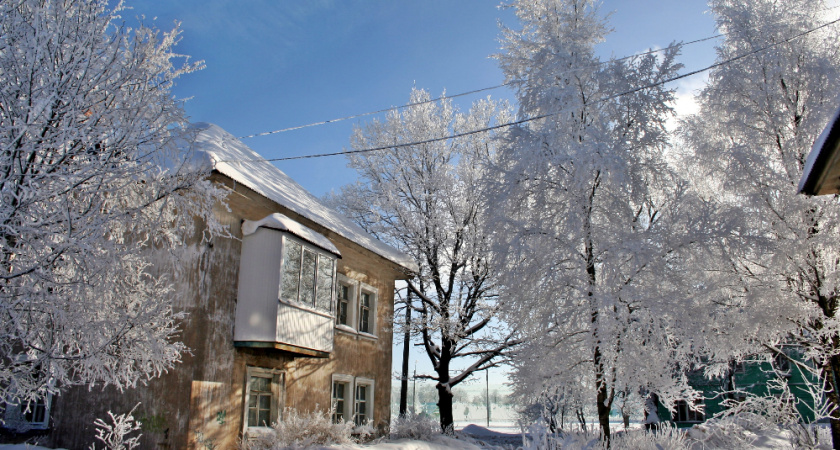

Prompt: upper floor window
[
  {"left": 337, "top": 282, "right": 352, "bottom": 326},
  {"left": 359, "top": 292, "right": 372, "bottom": 333},
  {"left": 280, "top": 237, "right": 335, "bottom": 312},
  {"left": 333, "top": 276, "right": 377, "bottom": 337}
]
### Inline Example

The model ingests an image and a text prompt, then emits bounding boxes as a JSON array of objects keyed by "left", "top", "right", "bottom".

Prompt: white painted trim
[
  {"left": 354, "top": 377, "right": 375, "bottom": 425},
  {"left": 331, "top": 373, "right": 355, "bottom": 423},
  {"left": 243, "top": 367, "right": 285, "bottom": 433},
  {"left": 357, "top": 282, "right": 377, "bottom": 336}
]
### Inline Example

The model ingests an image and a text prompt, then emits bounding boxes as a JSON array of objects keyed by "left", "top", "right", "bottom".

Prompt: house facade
[{"left": 2, "top": 123, "right": 416, "bottom": 449}]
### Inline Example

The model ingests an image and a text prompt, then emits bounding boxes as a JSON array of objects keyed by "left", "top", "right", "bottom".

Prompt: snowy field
[{"left": 0, "top": 422, "right": 832, "bottom": 450}]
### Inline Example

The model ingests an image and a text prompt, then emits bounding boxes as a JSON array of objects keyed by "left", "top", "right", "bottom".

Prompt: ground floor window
[
  {"left": 3, "top": 393, "right": 53, "bottom": 431},
  {"left": 332, "top": 374, "right": 353, "bottom": 423},
  {"left": 244, "top": 367, "right": 284, "bottom": 430},
  {"left": 331, "top": 374, "right": 374, "bottom": 425},
  {"left": 673, "top": 399, "right": 704, "bottom": 423}
]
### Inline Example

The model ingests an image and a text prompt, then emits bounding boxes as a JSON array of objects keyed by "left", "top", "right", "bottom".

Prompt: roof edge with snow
[{"left": 189, "top": 122, "right": 418, "bottom": 273}]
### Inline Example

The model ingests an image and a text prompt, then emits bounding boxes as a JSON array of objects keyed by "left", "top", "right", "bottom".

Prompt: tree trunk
[
  {"left": 596, "top": 379, "right": 612, "bottom": 445},
  {"left": 824, "top": 353, "right": 840, "bottom": 449},
  {"left": 437, "top": 382, "right": 455, "bottom": 434},
  {"left": 399, "top": 294, "right": 412, "bottom": 416}
]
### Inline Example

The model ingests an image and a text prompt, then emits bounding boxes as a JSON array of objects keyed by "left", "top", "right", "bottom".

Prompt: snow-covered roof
[
  {"left": 190, "top": 123, "right": 418, "bottom": 273},
  {"left": 799, "top": 103, "right": 840, "bottom": 195},
  {"left": 242, "top": 213, "right": 341, "bottom": 257}
]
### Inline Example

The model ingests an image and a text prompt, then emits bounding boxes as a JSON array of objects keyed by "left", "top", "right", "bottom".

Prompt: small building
[
  {"left": 2, "top": 123, "right": 416, "bottom": 449},
  {"left": 659, "top": 350, "right": 818, "bottom": 427}
]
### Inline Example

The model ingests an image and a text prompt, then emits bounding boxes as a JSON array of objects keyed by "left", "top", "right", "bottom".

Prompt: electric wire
[
  {"left": 238, "top": 4, "right": 840, "bottom": 141},
  {"left": 217, "top": 14, "right": 840, "bottom": 163},
  {"left": 236, "top": 34, "right": 721, "bottom": 140}
]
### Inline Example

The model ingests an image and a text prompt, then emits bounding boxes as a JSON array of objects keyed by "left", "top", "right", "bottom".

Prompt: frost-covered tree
[
  {"left": 680, "top": 0, "right": 840, "bottom": 445},
  {"left": 490, "top": 0, "right": 713, "bottom": 441},
  {"left": 0, "top": 0, "right": 224, "bottom": 412},
  {"left": 328, "top": 88, "right": 518, "bottom": 433}
]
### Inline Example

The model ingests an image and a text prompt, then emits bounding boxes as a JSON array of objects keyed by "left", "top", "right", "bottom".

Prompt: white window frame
[
  {"left": 3, "top": 392, "right": 53, "bottom": 431},
  {"left": 357, "top": 283, "right": 377, "bottom": 336},
  {"left": 243, "top": 367, "right": 284, "bottom": 433},
  {"left": 330, "top": 375, "right": 375, "bottom": 426},
  {"left": 279, "top": 235, "right": 336, "bottom": 313},
  {"left": 331, "top": 373, "right": 354, "bottom": 423},
  {"left": 335, "top": 274, "right": 357, "bottom": 330},
  {"left": 354, "top": 377, "right": 375, "bottom": 426},
  {"left": 672, "top": 399, "right": 704, "bottom": 423}
]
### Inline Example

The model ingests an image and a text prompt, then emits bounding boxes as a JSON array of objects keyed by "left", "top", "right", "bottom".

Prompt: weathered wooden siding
[{"left": 42, "top": 173, "right": 405, "bottom": 448}]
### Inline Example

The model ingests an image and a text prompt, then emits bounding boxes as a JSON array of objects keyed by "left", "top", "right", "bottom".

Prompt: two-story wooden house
[{"left": 6, "top": 123, "right": 416, "bottom": 449}]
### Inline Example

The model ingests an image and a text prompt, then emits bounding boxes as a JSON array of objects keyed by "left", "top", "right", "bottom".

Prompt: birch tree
[
  {"left": 490, "top": 0, "right": 712, "bottom": 441},
  {"left": 328, "top": 88, "right": 518, "bottom": 433},
  {"left": 681, "top": 0, "right": 840, "bottom": 445},
  {"left": 0, "top": 0, "right": 225, "bottom": 413}
]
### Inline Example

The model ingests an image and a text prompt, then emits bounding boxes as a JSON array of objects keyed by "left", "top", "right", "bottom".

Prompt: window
[
  {"left": 331, "top": 375, "right": 374, "bottom": 425},
  {"left": 244, "top": 367, "right": 283, "bottom": 430},
  {"left": 354, "top": 378, "right": 375, "bottom": 426},
  {"left": 280, "top": 237, "right": 335, "bottom": 312},
  {"left": 358, "top": 286, "right": 376, "bottom": 335},
  {"left": 355, "top": 385, "right": 368, "bottom": 425},
  {"left": 331, "top": 374, "right": 353, "bottom": 423},
  {"left": 3, "top": 393, "right": 53, "bottom": 431},
  {"left": 333, "top": 277, "right": 377, "bottom": 337},
  {"left": 336, "top": 281, "right": 353, "bottom": 326},
  {"left": 672, "top": 399, "right": 704, "bottom": 423},
  {"left": 359, "top": 292, "right": 371, "bottom": 333},
  {"left": 774, "top": 352, "right": 791, "bottom": 374}
]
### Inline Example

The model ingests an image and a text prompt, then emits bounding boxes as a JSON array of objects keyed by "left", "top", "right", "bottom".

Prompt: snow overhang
[
  {"left": 799, "top": 103, "right": 840, "bottom": 195},
  {"left": 242, "top": 213, "right": 341, "bottom": 257},
  {"left": 189, "top": 122, "right": 418, "bottom": 274}
]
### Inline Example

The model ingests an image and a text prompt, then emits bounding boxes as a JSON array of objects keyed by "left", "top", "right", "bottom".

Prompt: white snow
[
  {"left": 243, "top": 213, "right": 341, "bottom": 256},
  {"left": 189, "top": 123, "right": 418, "bottom": 273}
]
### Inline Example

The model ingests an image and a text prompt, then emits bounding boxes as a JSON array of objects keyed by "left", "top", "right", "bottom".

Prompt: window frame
[
  {"left": 279, "top": 235, "right": 336, "bottom": 313},
  {"left": 243, "top": 367, "right": 284, "bottom": 433},
  {"left": 335, "top": 274, "right": 356, "bottom": 329},
  {"left": 330, "top": 375, "right": 375, "bottom": 426},
  {"left": 3, "top": 392, "right": 53, "bottom": 431},
  {"left": 357, "top": 283, "right": 377, "bottom": 336},
  {"left": 354, "top": 377, "right": 375, "bottom": 426},
  {"left": 672, "top": 399, "right": 704, "bottom": 423},
  {"left": 331, "top": 373, "right": 354, "bottom": 423}
]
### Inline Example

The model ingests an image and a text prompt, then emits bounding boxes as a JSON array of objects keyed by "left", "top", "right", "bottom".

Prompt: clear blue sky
[
  {"left": 125, "top": 0, "right": 719, "bottom": 388},
  {"left": 127, "top": 0, "right": 717, "bottom": 197}
]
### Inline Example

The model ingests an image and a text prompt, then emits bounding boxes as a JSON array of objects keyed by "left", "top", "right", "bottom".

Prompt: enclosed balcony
[{"left": 234, "top": 214, "right": 340, "bottom": 357}]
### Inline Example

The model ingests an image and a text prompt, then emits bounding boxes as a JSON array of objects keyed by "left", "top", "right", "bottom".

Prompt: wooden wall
[{"left": 41, "top": 173, "right": 405, "bottom": 449}]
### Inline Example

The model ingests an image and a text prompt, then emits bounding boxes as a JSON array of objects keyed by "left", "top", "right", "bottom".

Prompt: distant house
[
  {"left": 799, "top": 104, "right": 840, "bottom": 195},
  {"left": 2, "top": 123, "right": 416, "bottom": 449},
  {"left": 659, "top": 349, "right": 818, "bottom": 428}
]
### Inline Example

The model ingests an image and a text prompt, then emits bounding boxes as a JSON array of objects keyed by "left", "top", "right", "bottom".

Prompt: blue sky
[
  {"left": 125, "top": 0, "right": 719, "bottom": 388},
  {"left": 128, "top": 0, "right": 718, "bottom": 197}
]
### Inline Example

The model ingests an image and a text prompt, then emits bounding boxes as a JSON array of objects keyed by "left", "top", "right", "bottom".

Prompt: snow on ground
[{"left": 0, "top": 424, "right": 831, "bottom": 449}]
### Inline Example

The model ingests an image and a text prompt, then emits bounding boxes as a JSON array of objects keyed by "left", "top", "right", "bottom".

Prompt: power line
[
  {"left": 237, "top": 34, "right": 722, "bottom": 140},
  {"left": 219, "top": 14, "right": 840, "bottom": 162},
  {"left": 238, "top": 5, "right": 840, "bottom": 142},
  {"left": 223, "top": 14, "right": 840, "bottom": 163}
]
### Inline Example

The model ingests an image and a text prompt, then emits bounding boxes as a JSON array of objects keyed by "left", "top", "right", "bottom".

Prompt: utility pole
[
  {"left": 412, "top": 361, "right": 417, "bottom": 415},
  {"left": 399, "top": 291, "right": 412, "bottom": 417},
  {"left": 486, "top": 368, "right": 490, "bottom": 427}
]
